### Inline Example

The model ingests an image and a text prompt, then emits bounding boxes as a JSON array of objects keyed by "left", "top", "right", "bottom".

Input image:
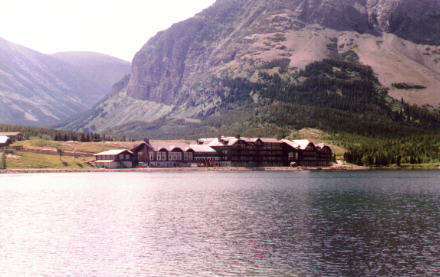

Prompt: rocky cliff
[
  {"left": 63, "top": 0, "right": 440, "bottom": 137},
  {"left": 52, "top": 51, "right": 130, "bottom": 96},
  {"left": 126, "top": 0, "right": 440, "bottom": 104}
]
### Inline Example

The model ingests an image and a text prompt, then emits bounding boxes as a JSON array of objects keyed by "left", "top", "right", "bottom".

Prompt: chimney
[
  {"left": 144, "top": 138, "right": 150, "bottom": 144},
  {"left": 235, "top": 134, "right": 241, "bottom": 139}
]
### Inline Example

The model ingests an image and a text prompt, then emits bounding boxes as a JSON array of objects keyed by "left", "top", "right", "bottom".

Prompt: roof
[
  {"left": 0, "top": 132, "right": 22, "bottom": 137},
  {"left": 151, "top": 141, "right": 191, "bottom": 152},
  {"left": 315, "top": 143, "right": 332, "bottom": 151},
  {"left": 0, "top": 136, "right": 11, "bottom": 144},
  {"left": 94, "top": 149, "right": 133, "bottom": 156},
  {"left": 281, "top": 139, "right": 298, "bottom": 149},
  {"left": 197, "top": 138, "right": 215, "bottom": 145},
  {"left": 132, "top": 140, "right": 217, "bottom": 153},
  {"left": 291, "top": 140, "right": 315, "bottom": 150},
  {"left": 131, "top": 142, "right": 154, "bottom": 152},
  {"left": 188, "top": 144, "right": 217, "bottom": 153},
  {"left": 204, "top": 136, "right": 283, "bottom": 147},
  {"left": 282, "top": 139, "right": 331, "bottom": 151},
  {"left": 131, "top": 140, "right": 191, "bottom": 152},
  {"left": 227, "top": 137, "right": 282, "bottom": 144},
  {"left": 258, "top": 138, "right": 283, "bottom": 143}
]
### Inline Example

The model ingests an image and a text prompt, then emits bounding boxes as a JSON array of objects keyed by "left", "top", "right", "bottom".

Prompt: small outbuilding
[
  {"left": 94, "top": 149, "right": 134, "bottom": 169},
  {"left": 0, "top": 136, "right": 11, "bottom": 149},
  {"left": 0, "top": 132, "right": 23, "bottom": 142}
]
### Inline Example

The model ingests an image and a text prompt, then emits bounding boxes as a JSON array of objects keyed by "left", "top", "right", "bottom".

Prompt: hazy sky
[{"left": 0, "top": 0, "right": 216, "bottom": 62}]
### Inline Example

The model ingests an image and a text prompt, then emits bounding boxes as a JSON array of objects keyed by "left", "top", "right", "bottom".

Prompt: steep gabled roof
[
  {"left": 131, "top": 142, "right": 154, "bottom": 152},
  {"left": 0, "top": 136, "right": 11, "bottom": 144},
  {"left": 282, "top": 139, "right": 331, "bottom": 151},
  {"left": 259, "top": 138, "right": 283, "bottom": 143},
  {"left": 315, "top": 143, "right": 332, "bottom": 151},
  {"left": 188, "top": 144, "right": 217, "bottom": 153},
  {"left": 291, "top": 140, "right": 315, "bottom": 150},
  {"left": 94, "top": 149, "right": 133, "bottom": 156},
  {"left": 206, "top": 136, "right": 285, "bottom": 147},
  {"left": 281, "top": 139, "right": 298, "bottom": 149},
  {"left": 132, "top": 141, "right": 191, "bottom": 152},
  {"left": 0, "top": 132, "right": 22, "bottom": 137},
  {"left": 153, "top": 141, "right": 191, "bottom": 151}
]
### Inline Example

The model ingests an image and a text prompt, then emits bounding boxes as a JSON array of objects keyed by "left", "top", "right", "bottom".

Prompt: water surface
[{"left": 0, "top": 171, "right": 439, "bottom": 276}]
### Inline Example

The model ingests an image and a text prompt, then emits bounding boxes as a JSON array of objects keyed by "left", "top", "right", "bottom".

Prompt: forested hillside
[
  {"left": 0, "top": 124, "right": 112, "bottom": 142},
  {"left": 59, "top": 0, "right": 440, "bottom": 166}
]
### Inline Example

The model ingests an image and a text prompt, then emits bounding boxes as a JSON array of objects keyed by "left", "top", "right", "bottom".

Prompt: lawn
[
  {"left": 11, "top": 138, "right": 195, "bottom": 154},
  {"left": 12, "top": 138, "right": 143, "bottom": 154},
  {"left": 4, "top": 151, "right": 94, "bottom": 169}
]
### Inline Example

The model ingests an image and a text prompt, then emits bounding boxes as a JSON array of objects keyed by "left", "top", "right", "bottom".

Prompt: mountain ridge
[
  {"left": 0, "top": 38, "right": 130, "bottom": 126},
  {"left": 52, "top": 51, "right": 130, "bottom": 94},
  {"left": 61, "top": 0, "right": 440, "bottom": 138},
  {"left": 126, "top": 0, "right": 440, "bottom": 105}
]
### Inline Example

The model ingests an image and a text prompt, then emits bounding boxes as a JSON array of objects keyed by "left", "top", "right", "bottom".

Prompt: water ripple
[{"left": 0, "top": 171, "right": 439, "bottom": 276}]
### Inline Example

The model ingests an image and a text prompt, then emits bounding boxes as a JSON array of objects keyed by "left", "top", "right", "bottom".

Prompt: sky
[{"left": 0, "top": 0, "right": 216, "bottom": 62}]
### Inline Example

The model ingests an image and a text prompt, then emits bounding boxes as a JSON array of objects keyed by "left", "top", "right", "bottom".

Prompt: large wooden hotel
[{"left": 95, "top": 135, "right": 333, "bottom": 169}]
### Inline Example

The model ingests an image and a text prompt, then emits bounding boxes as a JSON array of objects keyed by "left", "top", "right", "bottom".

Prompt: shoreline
[{"left": 2, "top": 164, "right": 438, "bottom": 174}]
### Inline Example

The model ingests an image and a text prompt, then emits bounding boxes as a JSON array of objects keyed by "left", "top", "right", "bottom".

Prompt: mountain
[
  {"left": 0, "top": 38, "right": 130, "bottom": 126},
  {"left": 62, "top": 0, "right": 440, "bottom": 138},
  {"left": 51, "top": 51, "right": 130, "bottom": 95}
]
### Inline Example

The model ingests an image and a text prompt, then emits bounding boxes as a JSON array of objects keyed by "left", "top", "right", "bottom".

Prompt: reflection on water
[{"left": 0, "top": 171, "right": 439, "bottom": 276}]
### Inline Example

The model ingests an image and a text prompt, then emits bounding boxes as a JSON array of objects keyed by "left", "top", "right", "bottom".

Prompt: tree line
[{"left": 0, "top": 124, "right": 114, "bottom": 142}]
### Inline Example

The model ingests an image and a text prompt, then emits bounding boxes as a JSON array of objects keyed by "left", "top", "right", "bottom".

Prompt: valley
[
  {"left": 0, "top": 38, "right": 130, "bottom": 126},
  {"left": 1, "top": 0, "right": 440, "bottom": 168}
]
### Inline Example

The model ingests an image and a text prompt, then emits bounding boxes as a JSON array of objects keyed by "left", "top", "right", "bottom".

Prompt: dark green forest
[
  {"left": 4, "top": 52, "right": 440, "bottom": 167},
  {"left": 109, "top": 53, "right": 440, "bottom": 166},
  {"left": 0, "top": 124, "right": 112, "bottom": 142}
]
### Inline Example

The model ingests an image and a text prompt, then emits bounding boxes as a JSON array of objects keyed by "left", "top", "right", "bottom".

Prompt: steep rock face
[
  {"left": 52, "top": 51, "right": 131, "bottom": 100},
  {"left": 64, "top": 0, "right": 440, "bottom": 134},
  {"left": 126, "top": 0, "right": 440, "bottom": 106},
  {"left": 127, "top": 0, "right": 250, "bottom": 104},
  {"left": 388, "top": 0, "right": 440, "bottom": 45},
  {"left": 0, "top": 38, "right": 130, "bottom": 126}
]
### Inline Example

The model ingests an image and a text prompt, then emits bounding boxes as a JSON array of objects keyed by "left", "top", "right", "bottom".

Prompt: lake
[{"left": 0, "top": 171, "right": 439, "bottom": 276}]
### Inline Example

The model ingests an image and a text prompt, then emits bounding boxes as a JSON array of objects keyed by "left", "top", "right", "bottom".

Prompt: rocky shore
[{"left": 0, "top": 164, "right": 371, "bottom": 174}]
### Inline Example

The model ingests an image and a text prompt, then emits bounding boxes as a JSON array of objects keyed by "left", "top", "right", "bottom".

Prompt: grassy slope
[
  {"left": 4, "top": 139, "right": 140, "bottom": 169},
  {"left": 287, "top": 128, "right": 346, "bottom": 158},
  {"left": 61, "top": 90, "right": 174, "bottom": 133},
  {"left": 4, "top": 138, "right": 194, "bottom": 169},
  {"left": 12, "top": 139, "right": 142, "bottom": 153},
  {"left": 2, "top": 134, "right": 440, "bottom": 169},
  {"left": 5, "top": 152, "right": 93, "bottom": 169}
]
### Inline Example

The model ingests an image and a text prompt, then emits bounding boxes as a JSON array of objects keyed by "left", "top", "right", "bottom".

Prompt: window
[
  {"left": 184, "top": 152, "right": 193, "bottom": 161},
  {"left": 157, "top": 151, "right": 168, "bottom": 161},
  {"left": 170, "top": 152, "right": 182, "bottom": 161}
]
